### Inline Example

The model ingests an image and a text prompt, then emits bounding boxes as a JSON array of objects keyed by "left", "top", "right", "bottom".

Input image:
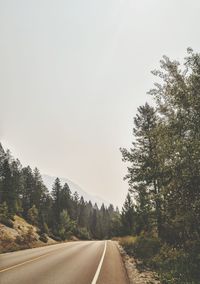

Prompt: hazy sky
[{"left": 1, "top": 0, "right": 200, "bottom": 207}]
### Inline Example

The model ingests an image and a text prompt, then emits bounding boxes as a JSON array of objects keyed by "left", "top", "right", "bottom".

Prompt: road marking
[
  {"left": 91, "top": 241, "right": 107, "bottom": 284},
  {"left": 0, "top": 251, "right": 52, "bottom": 273}
]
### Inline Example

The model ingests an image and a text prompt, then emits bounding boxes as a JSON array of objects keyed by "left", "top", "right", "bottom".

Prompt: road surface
[{"left": 0, "top": 240, "right": 129, "bottom": 284}]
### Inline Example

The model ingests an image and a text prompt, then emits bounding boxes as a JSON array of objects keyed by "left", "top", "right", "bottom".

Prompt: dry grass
[
  {"left": 0, "top": 215, "right": 56, "bottom": 253},
  {"left": 115, "top": 236, "right": 136, "bottom": 248}
]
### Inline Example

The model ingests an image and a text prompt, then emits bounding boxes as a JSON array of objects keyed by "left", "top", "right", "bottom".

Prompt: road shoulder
[{"left": 97, "top": 240, "right": 129, "bottom": 284}]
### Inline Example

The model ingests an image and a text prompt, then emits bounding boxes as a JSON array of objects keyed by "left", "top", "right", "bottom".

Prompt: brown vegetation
[{"left": 0, "top": 215, "right": 56, "bottom": 253}]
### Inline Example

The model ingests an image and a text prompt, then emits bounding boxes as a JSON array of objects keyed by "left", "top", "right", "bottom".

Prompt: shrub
[
  {"left": 133, "top": 235, "right": 161, "bottom": 260},
  {"left": 0, "top": 202, "right": 14, "bottom": 228},
  {"left": 119, "top": 236, "right": 136, "bottom": 255},
  {"left": 152, "top": 243, "right": 200, "bottom": 284},
  {"left": 76, "top": 227, "right": 91, "bottom": 240},
  {"left": 27, "top": 205, "right": 38, "bottom": 225},
  {"left": 0, "top": 216, "right": 14, "bottom": 228},
  {"left": 120, "top": 235, "right": 161, "bottom": 261},
  {"left": 49, "top": 233, "right": 62, "bottom": 242},
  {"left": 42, "top": 222, "right": 49, "bottom": 235},
  {"left": 39, "top": 233, "right": 48, "bottom": 243}
]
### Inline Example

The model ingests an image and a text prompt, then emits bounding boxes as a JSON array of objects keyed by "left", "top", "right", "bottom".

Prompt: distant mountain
[{"left": 42, "top": 174, "right": 110, "bottom": 208}]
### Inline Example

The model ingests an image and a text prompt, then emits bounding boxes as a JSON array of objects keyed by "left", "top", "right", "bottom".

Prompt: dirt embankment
[{"left": 0, "top": 215, "right": 56, "bottom": 253}]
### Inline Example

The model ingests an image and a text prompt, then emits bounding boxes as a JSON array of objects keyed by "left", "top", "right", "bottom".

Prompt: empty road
[{"left": 0, "top": 241, "right": 129, "bottom": 284}]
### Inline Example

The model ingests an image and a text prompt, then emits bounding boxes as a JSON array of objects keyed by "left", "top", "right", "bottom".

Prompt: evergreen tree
[
  {"left": 60, "top": 183, "right": 73, "bottom": 217},
  {"left": 71, "top": 191, "right": 80, "bottom": 221},
  {"left": 58, "top": 210, "right": 75, "bottom": 240},
  {"left": 21, "top": 166, "right": 35, "bottom": 216},
  {"left": 121, "top": 193, "right": 135, "bottom": 235},
  {"left": 78, "top": 196, "right": 87, "bottom": 227},
  {"left": 27, "top": 205, "right": 39, "bottom": 225},
  {"left": 51, "top": 178, "right": 62, "bottom": 228},
  {"left": 1, "top": 159, "right": 17, "bottom": 215},
  {"left": 0, "top": 142, "right": 120, "bottom": 241},
  {"left": 121, "top": 103, "right": 163, "bottom": 237},
  {"left": 121, "top": 49, "right": 200, "bottom": 250}
]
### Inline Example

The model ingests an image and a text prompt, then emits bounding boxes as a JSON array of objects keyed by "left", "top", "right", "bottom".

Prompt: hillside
[
  {"left": 0, "top": 215, "right": 56, "bottom": 253},
  {"left": 0, "top": 143, "right": 120, "bottom": 243}
]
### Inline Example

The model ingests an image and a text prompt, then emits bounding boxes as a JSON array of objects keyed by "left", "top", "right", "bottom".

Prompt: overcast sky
[{"left": 1, "top": 0, "right": 200, "bottom": 207}]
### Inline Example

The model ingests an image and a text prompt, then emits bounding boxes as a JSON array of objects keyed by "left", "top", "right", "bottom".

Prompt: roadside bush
[
  {"left": 39, "top": 233, "right": 48, "bottom": 243},
  {"left": 58, "top": 227, "right": 69, "bottom": 240},
  {"left": 27, "top": 205, "right": 39, "bottom": 226},
  {"left": 57, "top": 210, "right": 76, "bottom": 240},
  {"left": 119, "top": 236, "right": 136, "bottom": 255},
  {"left": 0, "top": 202, "right": 14, "bottom": 228},
  {"left": 49, "top": 233, "right": 62, "bottom": 242},
  {"left": 41, "top": 222, "right": 49, "bottom": 235},
  {"left": 133, "top": 235, "right": 161, "bottom": 260},
  {"left": 0, "top": 216, "right": 14, "bottom": 228},
  {"left": 120, "top": 235, "right": 161, "bottom": 261},
  {"left": 152, "top": 243, "right": 200, "bottom": 284},
  {"left": 76, "top": 227, "right": 91, "bottom": 240}
]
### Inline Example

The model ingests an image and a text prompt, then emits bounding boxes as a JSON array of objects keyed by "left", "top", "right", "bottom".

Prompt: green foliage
[
  {"left": 121, "top": 49, "right": 200, "bottom": 283},
  {"left": 132, "top": 235, "right": 161, "bottom": 261},
  {"left": 0, "top": 142, "right": 119, "bottom": 241},
  {"left": 120, "top": 235, "right": 161, "bottom": 261},
  {"left": 27, "top": 205, "right": 39, "bottom": 225},
  {"left": 58, "top": 210, "right": 76, "bottom": 240},
  {"left": 0, "top": 202, "right": 14, "bottom": 227},
  {"left": 0, "top": 201, "right": 9, "bottom": 219},
  {"left": 151, "top": 243, "right": 200, "bottom": 284},
  {"left": 76, "top": 227, "right": 91, "bottom": 240},
  {"left": 110, "top": 213, "right": 122, "bottom": 237},
  {"left": 42, "top": 222, "right": 50, "bottom": 235},
  {"left": 121, "top": 193, "right": 135, "bottom": 235}
]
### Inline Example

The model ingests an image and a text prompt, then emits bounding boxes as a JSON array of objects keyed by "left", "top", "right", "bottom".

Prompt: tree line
[
  {"left": 0, "top": 144, "right": 121, "bottom": 240},
  {"left": 120, "top": 49, "right": 200, "bottom": 282}
]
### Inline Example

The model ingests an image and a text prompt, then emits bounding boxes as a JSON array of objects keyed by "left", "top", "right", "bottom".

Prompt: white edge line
[{"left": 91, "top": 241, "right": 107, "bottom": 284}]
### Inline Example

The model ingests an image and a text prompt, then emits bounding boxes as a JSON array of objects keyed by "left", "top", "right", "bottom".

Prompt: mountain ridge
[{"left": 42, "top": 174, "right": 110, "bottom": 208}]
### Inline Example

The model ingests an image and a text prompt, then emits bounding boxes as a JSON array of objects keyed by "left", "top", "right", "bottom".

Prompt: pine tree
[
  {"left": 51, "top": 178, "right": 62, "bottom": 228},
  {"left": 60, "top": 183, "right": 73, "bottom": 217},
  {"left": 78, "top": 196, "right": 86, "bottom": 227},
  {"left": 121, "top": 103, "right": 163, "bottom": 237},
  {"left": 148, "top": 49, "right": 200, "bottom": 243},
  {"left": 121, "top": 193, "right": 135, "bottom": 235},
  {"left": 1, "top": 159, "right": 17, "bottom": 216},
  {"left": 27, "top": 205, "right": 39, "bottom": 225},
  {"left": 21, "top": 166, "right": 35, "bottom": 216}
]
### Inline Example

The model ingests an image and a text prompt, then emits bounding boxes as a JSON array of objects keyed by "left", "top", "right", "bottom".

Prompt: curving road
[{"left": 0, "top": 241, "right": 129, "bottom": 284}]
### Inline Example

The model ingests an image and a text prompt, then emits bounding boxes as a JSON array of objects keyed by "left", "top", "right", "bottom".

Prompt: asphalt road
[{"left": 0, "top": 240, "right": 129, "bottom": 284}]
